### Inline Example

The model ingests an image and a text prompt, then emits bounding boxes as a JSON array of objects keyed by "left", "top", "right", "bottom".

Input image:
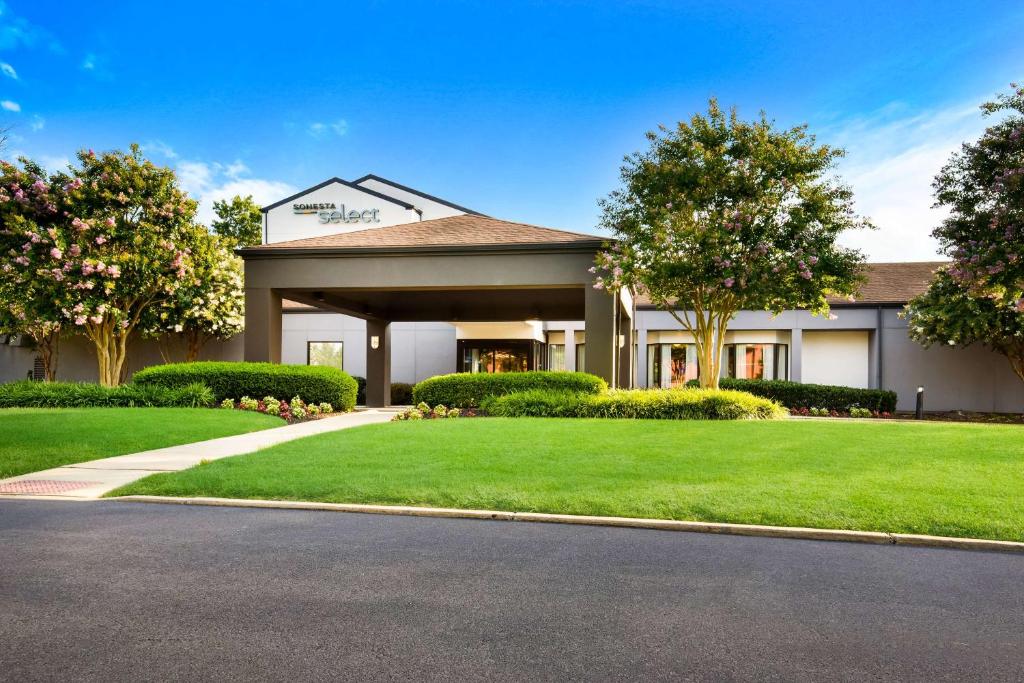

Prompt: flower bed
[
  {"left": 219, "top": 395, "right": 336, "bottom": 423},
  {"left": 392, "top": 402, "right": 467, "bottom": 421},
  {"left": 789, "top": 406, "right": 893, "bottom": 419}
]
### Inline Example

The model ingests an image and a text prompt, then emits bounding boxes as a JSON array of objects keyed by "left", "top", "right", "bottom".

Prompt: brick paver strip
[{"left": 0, "top": 479, "right": 102, "bottom": 495}]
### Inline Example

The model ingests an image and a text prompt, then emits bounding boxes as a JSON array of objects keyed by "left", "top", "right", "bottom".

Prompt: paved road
[{"left": 2, "top": 500, "right": 1023, "bottom": 681}]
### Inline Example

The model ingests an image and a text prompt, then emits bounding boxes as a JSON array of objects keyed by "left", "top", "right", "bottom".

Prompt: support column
[
  {"left": 585, "top": 285, "right": 617, "bottom": 387},
  {"left": 618, "top": 314, "right": 634, "bottom": 389},
  {"left": 790, "top": 328, "right": 803, "bottom": 383},
  {"left": 635, "top": 327, "right": 648, "bottom": 388},
  {"left": 564, "top": 327, "right": 577, "bottom": 372},
  {"left": 366, "top": 319, "right": 391, "bottom": 407},
  {"left": 244, "top": 288, "right": 281, "bottom": 363}
]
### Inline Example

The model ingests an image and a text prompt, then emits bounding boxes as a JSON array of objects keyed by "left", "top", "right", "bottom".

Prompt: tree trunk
[
  {"left": 34, "top": 328, "right": 60, "bottom": 382},
  {"left": 185, "top": 330, "right": 205, "bottom": 362},
  {"left": 88, "top": 321, "right": 131, "bottom": 386}
]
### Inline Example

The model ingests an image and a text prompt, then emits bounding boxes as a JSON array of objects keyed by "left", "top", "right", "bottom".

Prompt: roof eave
[{"left": 238, "top": 240, "right": 605, "bottom": 259}]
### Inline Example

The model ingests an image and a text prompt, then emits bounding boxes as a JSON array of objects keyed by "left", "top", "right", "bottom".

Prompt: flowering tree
[
  {"left": 595, "top": 100, "right": 868, "bottom": 388},
  {"left": 143, "top": 224, "right": 244, "bottom": 362},
  {"left": 32, "top": 146, "right": 197, "bottom": 385},
  {"left": 0, "top": 159, "right": 68, "bottom": 380},
  {"left": 905, "top": 85, "right": 1024, "bottom": 380},
  {"left": 211, "top": 194, "right": 262, "bottom": 247}
]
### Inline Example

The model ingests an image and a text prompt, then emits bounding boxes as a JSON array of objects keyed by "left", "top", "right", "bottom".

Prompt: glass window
[
  {"left": 669, "top": 344, "right": 699, "bottom": 386},
  {"left": 721, "top": 343, "right": 788, "bottom": 380},
  {"left": 307, "top": 341, "right": 343, "bottom": 369},
  {"left": 647, "top": 344, "right": 661, "bottom": 387},
  {"left": 575, "top": 344, "right": 585, "bottom": 372},
  {"left": 745, "top": 344, "right": 765, "bottom": 380},
  {"left": 548, "top": 344, "right": 566, "bottom": 371}
]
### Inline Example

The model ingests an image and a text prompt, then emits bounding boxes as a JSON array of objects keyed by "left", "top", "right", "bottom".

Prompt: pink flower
[
  {"left": 69, "top": 244, "right": 81, "bottom": 257},
  {"left": 96, "top": 262, "right": 106, "bottom": 273},
  {"left": 89, "top": 315, "right": 102, "bottom": 324},
  {"left": 50, "top": 247, "right": 62, "bottom": 259},
  {"left": 723, "top": 277, "right": 735, "bottom": 288},
  {"left": 31, "top": 180, "right": 46, "bottom": 193},
  {"left": 74, "top": 315, "right": 86, "bottom": 326},
  {"left": 106, "top": 264, "right": 121, "bottom": 278},
  {"left": 13, "top": 255, "right": 28, "bottom": 266},
  {"left": 82, "top": 264, "right": 95, "bottom": 275},
  {"left": 105, "top": 217, "right": 115, "bottom": 227},
  {"left": 95, "top": 235, "right": 107, "bottom": 245}
]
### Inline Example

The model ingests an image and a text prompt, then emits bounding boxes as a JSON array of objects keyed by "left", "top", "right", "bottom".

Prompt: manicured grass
[
  {"left": 0, "top": 408, "right": 283, "bottom": 479},
  {"left": 112, "top": 418, "right": 1024, "bottom": 542}
]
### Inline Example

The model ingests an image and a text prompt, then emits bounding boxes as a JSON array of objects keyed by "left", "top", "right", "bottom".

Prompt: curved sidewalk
[{"left": 0, "top": 409, "right": 396, "bottom": 500}]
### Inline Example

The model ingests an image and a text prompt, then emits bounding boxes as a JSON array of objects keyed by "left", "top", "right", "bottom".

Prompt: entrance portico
[{"left": 239, "top": 214, "right": 634, "bottom": 406}]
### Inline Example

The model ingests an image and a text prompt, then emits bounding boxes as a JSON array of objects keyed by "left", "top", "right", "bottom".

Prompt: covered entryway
[{"left": 239, "top": 215, "right": 634, "bottom": 406}]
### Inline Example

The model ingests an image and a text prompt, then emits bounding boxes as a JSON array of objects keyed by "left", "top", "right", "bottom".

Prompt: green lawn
[
  {"left": 111, "top": 418, "right": 1024, "bottom": 542},
  {"left": 0, "top": 408, "right": 283, "bottom": 479}
]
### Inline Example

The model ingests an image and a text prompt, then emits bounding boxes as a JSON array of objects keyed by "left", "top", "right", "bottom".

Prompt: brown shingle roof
[
  {"left": 633, "top": 261, "right": 948, "bottom": 308},
  {"left": 246, "top": 214, "right": 604, "bottom": 251}
]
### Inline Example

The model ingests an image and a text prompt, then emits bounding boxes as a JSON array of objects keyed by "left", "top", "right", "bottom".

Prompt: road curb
[{"left": 114, "top": 495, "right": 1024, "bottom": 553}]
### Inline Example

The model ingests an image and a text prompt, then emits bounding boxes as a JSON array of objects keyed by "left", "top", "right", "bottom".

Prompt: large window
[
  {"left": 307, "top": 341, "right": 343, "bottom": 369},
  {"left": 722, "top": 343, "right": 787, "bottom": 380},
  {"left": 548, "top": 344, "right": 566, "bottom": 371},
  {"left": 458, "top": 340, "right": 543, "bottom": 373},
  {"left": 575, "top": 344, "right": 585, "bottom": 372},
  {"left": 647, "top": 343, "right": 699, "bottom": 387}
]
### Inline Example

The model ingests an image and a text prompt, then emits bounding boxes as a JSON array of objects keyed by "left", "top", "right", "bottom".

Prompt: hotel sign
[{"left": 293, "top": 202, "right": 381, "bottom": 224}]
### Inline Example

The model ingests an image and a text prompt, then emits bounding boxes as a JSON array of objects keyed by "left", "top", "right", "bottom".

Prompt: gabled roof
[
  {"left": 634, "top": 261, "right": 949, "bottom": 309},
  {"left": 834, "top": 261, "right": 947, "bottom": 305},
  {"left": 260, "top": 177, "right": 416, "bottom": 213},
  {"left": 352, "top": 173, "right": 485, "bottom": 216},
  {"left": 242, "top": 214, "right": 604, "bottom": 254}
]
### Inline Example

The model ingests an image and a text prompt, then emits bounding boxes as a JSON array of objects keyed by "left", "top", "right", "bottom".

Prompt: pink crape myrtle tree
[
  {"left": 594, "top": 100, "right": 869, "bottom": 389},
  {"left": 5, "top": 145, "right": 198, "bottom": 386},
  {"left": 905, "top": 85, "right": 1024, "bottom": 381},
  {"left": 0, "top": 159, "right": 68, "bottom": 380}
]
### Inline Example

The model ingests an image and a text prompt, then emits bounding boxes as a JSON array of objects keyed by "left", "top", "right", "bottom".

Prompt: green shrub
[
  {"left": 133, "top": 362, "right": 358, "bottom": 411},
  {"left": 390, "top": 382, "right": 414, "bottom": 405},
  {"left": 413, "top": 371, "right": 608, "bottom": 409},
  {"left": 0, "top": 381, "right": 213, "bottom": 408},
  {"left": 686, "top": 378, "right": 897, "bottom": 413},
  {"left": 482, "top": 388, "right": 786, "bottom": 420}
]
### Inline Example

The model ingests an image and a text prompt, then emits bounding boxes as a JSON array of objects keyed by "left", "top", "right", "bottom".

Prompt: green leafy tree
[
  {"left": 211, "top": 194, "right": 262, "bottom": 247},
  {"left": 40, "top": 145, "right": 197, "bottom": 385},
  {"left": 143, "top": 224, "right": 244, "bottom": 362},
  {"left": 595, "top": 99, "right": 868, "bottom": 388},
  {"left": 0, "top": 158, "right": 68, "bottom": 380},
  {"left": 905, "top": 85, "right": 1024, "bottom": 380}
]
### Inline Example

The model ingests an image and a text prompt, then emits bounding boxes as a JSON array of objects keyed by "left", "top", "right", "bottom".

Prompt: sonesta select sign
[{"left": 293, "top": 202, "right": 381, "bottom": 224}]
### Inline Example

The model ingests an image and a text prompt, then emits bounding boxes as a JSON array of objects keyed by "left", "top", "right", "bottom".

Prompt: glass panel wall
[
  {"left": 647, "top": 343, "right": 699, "bottom": 387},
  {"left": 548, "top": 344, "right": 566, "bottom": 371},
  {"left": 721, "top": 343, "right": 788, "bottom": 380},
  {"left": 458, "top": 340, "right": 536, "bottom": 373},
  {"left": 307, "top": 341, "right": 343, "bottom": 369}
]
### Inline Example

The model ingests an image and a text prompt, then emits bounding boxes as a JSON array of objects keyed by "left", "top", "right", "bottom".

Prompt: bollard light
[{"left": 915, "top": 385, "right": 924, "bottom": 420}]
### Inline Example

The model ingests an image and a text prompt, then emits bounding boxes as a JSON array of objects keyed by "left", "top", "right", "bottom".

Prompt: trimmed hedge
[
  {"left": 133, "top": 362, "right": 358, "bottom": 411},
  {"left": 0, "top": 381, "right": 213, "bottom": 408},
  {"left": 694, "top": 378, "right": 898, "bottom": 413},
  {"left": 413, "top": 371, "right": 608, "bottom": 409},
  {"left": 481, "top": 388, "right": 787, "bottom": 420}
]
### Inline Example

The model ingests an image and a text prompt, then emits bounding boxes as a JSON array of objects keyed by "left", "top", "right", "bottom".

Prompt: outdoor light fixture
[
  {"left": 370, "top": 335, "right": 380, "bottom": 350},
  {"left": 915, "top": 385, "right": 924, "bottom": 420},
  {"left": 618, "top": 334, "right": 625, "bottom": 348}
]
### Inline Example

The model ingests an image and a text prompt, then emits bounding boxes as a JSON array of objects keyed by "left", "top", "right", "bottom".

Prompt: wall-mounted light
[
  {"left": 618, "top": 334, "right": 625, "bottom": 348},
  {"left": 370, "top": 335, "right": 380, "bottom": 350}
]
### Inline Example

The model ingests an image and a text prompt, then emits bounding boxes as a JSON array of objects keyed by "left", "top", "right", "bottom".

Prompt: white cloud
[
  {"left": 0, "top": 1, "right": 63, "bottom": 53},
  {"left": 823, "top": 96, "right": 992, "bottom": 262},
  {"left": 29, "top": 114, "right": 43, "bottom": 131},
  {"left": 81, "top": 53, "right": 96, "bottom": 71},
  {"left": 172, "top": 158, "right": 295, "bottom": 224},
  {"left": 38, "top": 154, "right": 70, "bottom": 172},
  {"left": 308, "top": 119, "right": 348, "bottom": 138},
  {"left": 0, "top": 62, "right": 16, "bottom": 79},
  {"left": 141, "top": 139, "right": 178, "bottom": 159},
  {"left": 1, "top": 99, "right": 19, "bottom": 111}
]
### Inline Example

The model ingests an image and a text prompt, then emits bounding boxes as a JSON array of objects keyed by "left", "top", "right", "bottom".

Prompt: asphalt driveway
[{"left": 2, "top": 499, "right": 1022, "bottom": 681}]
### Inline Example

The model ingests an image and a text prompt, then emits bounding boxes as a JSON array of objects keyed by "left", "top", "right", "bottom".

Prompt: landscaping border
[{"left": 115, "top": 495, "right": 1024, "bottom": 554}]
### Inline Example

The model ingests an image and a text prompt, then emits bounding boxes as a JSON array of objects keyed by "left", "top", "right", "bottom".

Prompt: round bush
[
  {"left": 482, "top": 388, "right": 787, "bottom": 420},
  {"left": 413, "top": 371, "right": 607, "bottom": 409},
  {"left": 133, "top": 362, "right": 357, "bottom": 411},
  {"left": 687, "top": 378, "right": 897, "bottom": 413}
]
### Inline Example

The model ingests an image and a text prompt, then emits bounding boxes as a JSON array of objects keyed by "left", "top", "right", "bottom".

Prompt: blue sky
[{"left": 2, "top": 0, "right": 1023, "bottom": 260}]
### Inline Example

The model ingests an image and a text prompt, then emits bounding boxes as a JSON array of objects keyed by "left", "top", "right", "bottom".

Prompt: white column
[
  {"left": 790, "top": 329, "right": 803, "bottom": 382},
  {"left": 564, "top": 327, "right": 577, "bottom": 372}
]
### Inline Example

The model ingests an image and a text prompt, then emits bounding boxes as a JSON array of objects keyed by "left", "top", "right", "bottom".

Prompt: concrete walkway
[{"left": 0, "top": 409, "right": 396, "bottom": 500}]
